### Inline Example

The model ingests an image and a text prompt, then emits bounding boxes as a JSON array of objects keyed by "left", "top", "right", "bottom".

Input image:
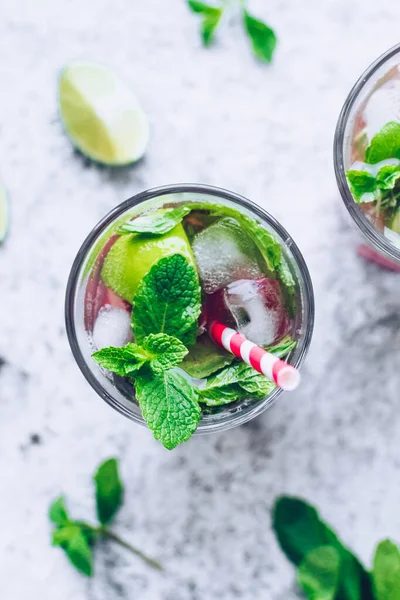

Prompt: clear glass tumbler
[
  {"left": 334, "top": 43, "right": 400, "bottom": 265},
  {"left": 65, "top": 184, "right": 315, "bottom": 434}
]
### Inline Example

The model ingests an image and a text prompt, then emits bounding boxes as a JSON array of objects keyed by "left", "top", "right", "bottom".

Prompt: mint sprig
[
  {"left": 346, "top": 163, "right": 400, "bottom": 211},
  {"left": 118, "top": 206, "right": 191, "bottom": 236},
  {"left": 186, "top": 0, "right": 277, "bottom": 63},
  {"left": 273, "top": 496, "right": 374, "bottom": 599},
  {"left": 132, "top": 253, "right": 201, "bottom": 346},
  {"left": 49, "top": 459, "right": 162, "bottom": 577},
  {"left": 93, "top": 252, "right": 291, "bottom": 449},
  {"left": 94, "top": 253, "right": 202, "bottom": 449}
]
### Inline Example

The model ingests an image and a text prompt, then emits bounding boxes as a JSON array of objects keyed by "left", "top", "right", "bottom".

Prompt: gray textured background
[{"left": 1, "top": 0, "right": 400, "bottom": 598}]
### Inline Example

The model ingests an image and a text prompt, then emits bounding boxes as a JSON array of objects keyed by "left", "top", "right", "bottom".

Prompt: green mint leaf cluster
[
  {"left": 273, "top": 496, "right": 376, "bottom": 600},
  {"left": 118, "top": 206, "right": 191, "bottom": 236},
  {"left": 94, "top": 253, "right": 201, "bottom": 450},
  {"left": 94, "top": 248, "right": 293, "bottom": 448},
  {"left": 49, "top": 458, "right": 162, "bottom": 577},
  {"left": 186, "top": 0, "right": 277, "bottom": 63},
  {"left": 346, "top": 163, "right": 400, "bottom": 217},
  {"left": 132, "top": 253, "right": 201, "bottom": 346},
  {"left": 346, "top": 121, "right": 400, "bottom": 225}
]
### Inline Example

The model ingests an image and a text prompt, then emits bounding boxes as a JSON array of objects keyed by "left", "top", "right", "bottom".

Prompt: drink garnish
[{"left": 118, "top": 206, "right": 191, "bottom": 236}]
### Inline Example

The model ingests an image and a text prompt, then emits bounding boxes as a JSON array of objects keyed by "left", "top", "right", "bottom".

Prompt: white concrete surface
[{"left": 1, "top": 0, "right": 400, "bottom": 598}]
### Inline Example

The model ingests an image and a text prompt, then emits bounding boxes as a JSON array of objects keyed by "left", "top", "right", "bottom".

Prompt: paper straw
[{"left": 209, "top": 321, "right": 300, "bottom": 392}]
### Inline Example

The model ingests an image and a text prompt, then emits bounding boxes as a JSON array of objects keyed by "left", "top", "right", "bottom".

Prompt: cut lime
[
  {"left": 0, "top": 185, "right": 9, "bottom": 243},
  {"left": 101, "top": 224, "right": 195, "bottom": 302},
  {"left": 58, "top": 62, "right": 149, "bottom": 166}
]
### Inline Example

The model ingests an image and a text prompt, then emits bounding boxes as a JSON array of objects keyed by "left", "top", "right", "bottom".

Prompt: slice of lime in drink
[
  {"left": 58, "top": 62, "right": 150, "bottom": 166},
  {"left": 0, "top": 185, "right": 9, "bottom": 243},
  {"left": 101, "top": 224, "right": 195, "bottom": 303}
]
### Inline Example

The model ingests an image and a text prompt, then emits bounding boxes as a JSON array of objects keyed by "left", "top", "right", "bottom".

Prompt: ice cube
[
  {"left": 208, "top": 278, "right": 290, "bottom": 347},
  {"left": 92, "top": 306, "right": 133, "bottom": 350},
  {"left": 364, "top": 80, "right": 400, "bottom": 140},
  {"left": 192, "top": 218, "right": 264, "bottom": 294}
]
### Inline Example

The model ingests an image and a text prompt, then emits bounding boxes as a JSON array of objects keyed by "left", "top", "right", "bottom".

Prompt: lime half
[
  {"left": 0, "top": 185, "right": 8, "bottom": 243},
  {"left": 59, "top": 62, "right": 150, "bottom": 166},
  {"left": 101, "top": 224, "right": 195, "bottom": 303}
]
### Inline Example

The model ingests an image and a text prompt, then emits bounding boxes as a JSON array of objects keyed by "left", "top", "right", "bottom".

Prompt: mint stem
[{"left": 99, "top": 527, "right": 164, "bottom": 571}]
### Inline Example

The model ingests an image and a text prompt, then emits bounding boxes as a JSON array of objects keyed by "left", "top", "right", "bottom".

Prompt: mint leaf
[
  {"left": 200, "top": 383, "right": 245, "bottom": 405},
  {"left": 52, "top": 524, "right": 93, "bottom": 576},
  {"left": 143, "top": 333, "right": 188, "bottom": 373},
  {"left": 74, "top": 522, "right": 98, "bottom": 546},
  {"left": 276, "top": 258, "right": 296, "bottom": 317},
  {"left": 267, "top": 335, "right": 296, "bottom": 358},
  {"left": 243, "top": 10, "right": 277, "bottom": 63},
  {"left": 132, "top": 254, "right": 201, "bottom": 346},
  {"left": 186, "top": 201, "right": 282, "bottom": 273},
  {"left": 200, "top": 361, "right": 275, "bottom": 406},
  {"left": 187, "top": 0, "right": 218, "bottom": 13},
  {"left": 297, "top": 546, "right": 340, "bottom": 600},
  {"left": 201, "top": 10, "right": 222, "bottom": 46},
  {"left": 376, "top": 165, "right": 400, "bottom": 190},
  {"left": 239, "top": 213, "right": 281, "bottom": 272},
  {"left": 92, "top": 344, "right": 148, "bottom": 376},
  {"left": 49, "top": 496, "right": 69, "bottom": 526},
  {"left": 94, "top": 458, "right": 124, "bottom": 525},
  {"left": 180, "top": 335, "right": 234, "bottom": 379},
  {"left": 92, "top": 335, "right": 187, "bottom": 377},
  {"left": 373, "top": 540, "right": 400, "bottom": 600},
  {"left": 52, "top": 524, "right": 80, "bottom": 547},
  {"left": 66, "top": 529, "right": 93, "bottom": 576},
  {"left": 118, "top": 207, "right": 191, "bottom": 236},
  {"left": 365, "top": 122, "right": 400, "bottom": 164},
  {"left": 187, "top": 1, "right": 223, "bottom": 46},
  {"left": 346, "top": 170, "right": 377, "bottom": 201},
  {"left": 135, "top": 370, "right": 201, "bottom": 449},
  {"left": 273, "top": 497, "right": 374, "bottom": 600}
]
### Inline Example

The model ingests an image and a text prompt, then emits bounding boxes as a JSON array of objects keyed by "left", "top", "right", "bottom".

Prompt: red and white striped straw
[{"left": 209, "top": 321, "right": 300, "bottom": 392}]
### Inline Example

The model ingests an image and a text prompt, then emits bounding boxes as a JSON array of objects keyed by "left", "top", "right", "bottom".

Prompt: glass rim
[
  {"left": 65, "top": 183, "right": 315, "bottom": 434},
  {"left": 333, "top": 42, "right": 400, "bottom": 262}
]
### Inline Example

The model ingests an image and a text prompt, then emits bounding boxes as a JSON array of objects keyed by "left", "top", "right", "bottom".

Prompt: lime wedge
[
  {"left": 58, "top": 62, "right": 150, "bottom": 166},
  {"left": 0, "top": 185, "right": 9, "bottom": 243},
  {"left": 101, "top": 225, "right": 195, "bottom": 303}
]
